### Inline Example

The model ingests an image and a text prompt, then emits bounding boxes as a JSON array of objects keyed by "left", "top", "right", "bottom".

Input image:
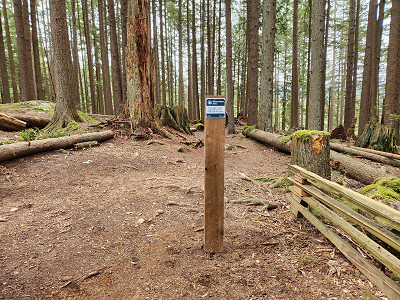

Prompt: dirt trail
[{"left": 0, "top": 129, "right": 384, "bottom": 299}]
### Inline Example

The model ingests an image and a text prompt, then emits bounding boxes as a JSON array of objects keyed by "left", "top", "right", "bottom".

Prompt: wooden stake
[{"left": 204, "top": 96, "right": 225, "bottom": 253}]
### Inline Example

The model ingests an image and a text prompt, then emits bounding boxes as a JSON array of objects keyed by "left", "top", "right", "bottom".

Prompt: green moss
[
  {"left": 359, "top": 177, "right": 400, "bottom": 203},
  {"left": 243, "top": 125, "right": 257, "bottom": 136},
  {"left": 78, "top": 111, "right": 98, "bottom": 122},
  {"left": 292, "top": 130, "right": 330, "bottom": 142},
  {"left": 63, "top": 121, "right": 83, "bottom": 131}
]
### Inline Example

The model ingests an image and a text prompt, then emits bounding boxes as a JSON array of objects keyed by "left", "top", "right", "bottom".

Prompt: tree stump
[
  {"left": 291, "top": 130, "right": 331, "bottom": 180},
  {"left": 156, "top": 104, "right": 191, "bottom": 135},
  {"left": 355, "top": 122, "right": 397, "bottom": 154}
]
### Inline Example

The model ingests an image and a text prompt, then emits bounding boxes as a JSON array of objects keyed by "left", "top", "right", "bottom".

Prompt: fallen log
[
  {"left": 0, "top": 113, "right": 26, "bottom": 131},
  {"left": 349, "top": 145, "right": 400, "bottom": 160},
  {"left": 0, "top": 130, "right": 114, "bottom": 162},
  {"left": 8, "top": 114, "right": 51, "bottom": 128},
  {"left": 245, "top": 129, "right": 390, "bottom": 185},
  {"left": 331, "top": 143, "right": 400, "bottom": 167}
]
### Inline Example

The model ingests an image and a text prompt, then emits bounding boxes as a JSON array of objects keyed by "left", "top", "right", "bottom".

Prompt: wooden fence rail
[{"left": 287, "top": 165, "right": 400, "bottom": 300}]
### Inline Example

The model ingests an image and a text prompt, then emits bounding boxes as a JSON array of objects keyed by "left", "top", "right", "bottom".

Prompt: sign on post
[{"left": 204, "top": 96, "right": 225, "bottom": 253}]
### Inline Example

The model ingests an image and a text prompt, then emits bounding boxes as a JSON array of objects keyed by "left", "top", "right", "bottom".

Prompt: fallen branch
[
  {"left": 0, "top": 130, "right": 114, "bottom": 162},
  {"left": 349, "top": 145, "right": 400, "bottom": 160},
  {"left": 0, "top": 112, "right": 26, "bottom": 131},
  {"left": 239, "top": 172, "right": 273, "bottom": 194},
  {"left": 268, "top": 176, "right": 285, "bottom": 189},
  {"left": 228, "top": 198, "right": 279, "bottom": 212}
]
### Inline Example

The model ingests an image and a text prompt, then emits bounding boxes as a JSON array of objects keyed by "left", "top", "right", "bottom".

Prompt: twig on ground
[{"left": 228, "top": 198, "right": 279, "bottom": 212}]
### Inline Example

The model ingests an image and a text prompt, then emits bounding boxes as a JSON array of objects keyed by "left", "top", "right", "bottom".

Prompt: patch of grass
[
  {"left": 359, "top": 176, "right": 400, "bottom": 203},
  {"left": 77, "top": 111, "right": 98, "bottom": 123},
  {"left": 63, "top": 121, "right": 85, "bottom": 131},
  {"left": 360, "top": 290, "right": 377, "bottom": 300},
  {"left": 0, "top": 141, "right": 14, "bottom": 145},
  {"left": 18, "top": 128, "right": 69, "bottom": 141}
]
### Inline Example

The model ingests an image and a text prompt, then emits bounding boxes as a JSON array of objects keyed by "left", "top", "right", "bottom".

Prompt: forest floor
[{"left": 0, "top": 121, "right": 394, "bottom": 300}]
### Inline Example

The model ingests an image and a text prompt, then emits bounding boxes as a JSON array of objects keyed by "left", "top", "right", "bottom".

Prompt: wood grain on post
[{"left": 204, "top": 96, "right": 225, "bottom": 253}]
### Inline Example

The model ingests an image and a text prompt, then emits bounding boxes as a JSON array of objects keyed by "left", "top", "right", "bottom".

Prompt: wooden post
[{"left": 204, "top": 96, "right": 225, "bottom": 253}]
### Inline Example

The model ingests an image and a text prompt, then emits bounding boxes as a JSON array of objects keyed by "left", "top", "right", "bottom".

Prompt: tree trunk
[
  {"left": 178, "top": 0, "right": 184, "bottom": 106},
  {"left": 330, "top": 142, "right": 400, "bottom": 167},
  {"left": 30, "top": 0, "right": 44, "bottom": 101},
  {"left": 308, "top": 0, "right": 325, "bottom": 130},
  {"left": 13, "top": 0, "right": 35, "bottom": 102},
  {"left": 0, "top": 131, "right": 114, "bottom": 162},
  {"left": 244, "top": 128, "right": 391, "bottom": 185},
  {"left": 91, "top": 0, "right": 103, "bottom": 115},
  {"left": 0, "top": 13, "right": 10, "bottom": 104},
  {"left": 226, "top": 0, "right": 235, "bottom": 134},
  {"left": 358, "top": 0, "right": 377, "bottom": 135},
  {"left": 47, "top": 0, "right": 82, "bottom": 130},
  {"left": 3, "top": 0, "right": 18, "bottom": 103},
  {"left": 152, "top": 0, "right": 161, "bottom": 105},
  {"left": 99, "top": 0, "right": 113, "bottom": 115},
  {"left": 291, "top": 0, "right": 299, "bottom": 129},
  {"left": 383, "top": 0, "right": 400, "bottom": 128},
  {"left": 258, "top": 0, "right": 276, "bottom": 132},
  {"left": 0, "top": 113, "right": 26, "bottom": 131},
  {"left": 159, "top": 0, "right": 166, "bottom": 106},
  {"left": 71, "top": 0, "right": 81, "bottom": 110},
  {"left": 186, "top": 0, "right": 193, "bottom": 120},
  {"left": 200, "top": 0, "right": 205, "bottom": 121},
  {"left": 246, "top": 0, "right": 260, "bottom": 126},
  {"left": 291, "top": 132, "right": 331, "bottom": 180},
  {"left": 320, "top": 0, "right": 330, "bottom": 131},
  {"left": 126, "top": 0, "right": 155, "bottom": 128},
  {"left": 355, "top": 122, "right": 397, "bottom": 153},
  {"left": 108, "top": 0, "right": 124, "bottom": 115},
  {"left": 121, "top": 0, "right": 128, "bottom": 105},
  {"left": 7, "top": 114, "right": 50, "bottom": 129},
  {"left": 192, "top": 0, "right": 200, "bottom": 121}
]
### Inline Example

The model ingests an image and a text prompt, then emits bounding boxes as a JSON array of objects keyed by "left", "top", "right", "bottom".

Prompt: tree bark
[
  {"left": 3, "top": 0, "right": 18, "bottom": 103},
  {"left": 71, "top": 0, "right": 81, "bottom": 110},
  {"left": 0, "top": 131, "right": 114, "bottom": 162},
  {"left": 7, "top": 114, "right": 50, "bottom": 129},
  {"left": 30, "top": 0, "right": 44, "bottom": 100},
  {"left": 226, "top": 0, "right": 235, "bottom": 134},
  {"left": 246, "top": 0, "right": 260, "bottom": 126},
  {"left": 47, "top": 0, "right": 82, "bottom": 130},
  {"left": 0, "top": 113, "right": 26, "bottom": 131},
  {"left": 308, "top": 0, "right": 325, "bottom": 130},
  {"left": 258, "top": 0, "right": 276, "bottom": 132},
  {"left": 291, "top": 0, "right": 299, "bottom": 129},
  {"left": 192, "top": 0, "right": 200, "bottom": 120},
  {"left": 159, "top": 0, "right": 166, "bottom": 106},
  {"left": 126, "top": 0, "right": 155, "bottom": 127},
  {"left": 0, "top": 12, "right": 10, "bottom": 103},
  {"left": 178, "top": 0, "right": 184, "bottom": 106},
  {"left": 152, "top": 0, "right": 161, "bottom": 105},
  {"left": 291, "top": 132, "right": 331, "bottom": 180}
]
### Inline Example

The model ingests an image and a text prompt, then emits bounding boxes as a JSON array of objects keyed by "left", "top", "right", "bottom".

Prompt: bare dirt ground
[{"left": 0, "top": 125, "right": 392, "bottom": 300}]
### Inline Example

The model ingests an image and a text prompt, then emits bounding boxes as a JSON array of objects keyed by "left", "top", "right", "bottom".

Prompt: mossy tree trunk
[
  {"left": 291, "top": 131, "right": 331, "bottom": 180},
  {"left": 355, "top": 122, "right": 397, "bottom": 154}
]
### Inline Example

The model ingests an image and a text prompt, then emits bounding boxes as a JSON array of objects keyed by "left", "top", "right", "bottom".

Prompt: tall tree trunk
[
  {"left": 226, "top": 0, "right": 235, "bottom": 134},
  {"left": 47, "top": 0, "right": 82, "bottom": 130},
  {"left": 305, "top": 0, "right": 312, "bottom": 128},
  {"left": 291, "top": 0, "right": 299, "bottom": 129},
  {"left": 91, "top": 0, "right": 103, "bottom": 114},
  {"left": 152, "top": 0, "right": 160, "bottom": 105},
  {"left": 216, "top": 0, "right": 222, "bottom": 95},
  {"left": 370, "top": 0, "right": 385, "bottom": 123},
  {"left": 200, "top": 0, "right": 205, "bottom": 121},
  {"left": 282, "top": 46, "right": 288, "bottom": 131},
  {"left": 192, "top": 0, "right": 200, "bottom": 120},
  {"left": 108, "top": 0, "right": 124, "bottom": 115},
  {"left": 320, "top": 0, "right": 330, "bottom": 131},
  {"left": 99, "top": 0, "right": 113, "bottom": 115},
  {"left": 258, "top": 0, "right": 276, "bottom": 131},
  {"left": 30, "top": 0, "right": 44, "bottom": 100},
  {"left": 247, "top": 0, "right": 260, "bottom": 126},
  {"left": 159, "top": 0, "right": 166, "bottom": 106},
  {"left": 308, "top": 0, "right": 325, "bottom": 130},
  {"left": 3, "top": 0, "right": 18, "bottom": 103},
  {"left": 82, "top": 0, "right": 97, "bottom": 114},
  {"left": 358, "top": 0, "right": 377, "bottom": 135},
  {"left": 0, "top": 12, "right": 10, "bottom": 104},
  {"left": 121, "top": 0, "right": 128, "bottom": 104},
  {"left": 178, "top": 0, "right": 184, "bottom": 106},
  {"left": 351, "top": 0, "right": 360, "bottom": 126},
  {"left": 13, "top": 0, "right": 35, "bottom": 102},
  {"left": 343, "top": 0, "right": 356, "bottom": 136},
  {"left": 206, "top": 0, "right": 211, "bottom": 95},
  {"left": 126, "top": 0, "right": 155, "bottom": 127},
  {"left": 186, "top": 0, "right": 193, "bottom": 119},
  {"left": 71, "top": 0, "right": 81, "bottom": 110},
  {"left": 383, "top": 0, "right": 400, "bottom": 128},
  {"left": 329, "top": 6, "right": 336, "bottom": 132}
]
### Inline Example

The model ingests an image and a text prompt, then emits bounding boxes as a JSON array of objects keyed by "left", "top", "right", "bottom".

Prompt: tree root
[{"left": 238, "top": 173, "right": 273, "bottom": 195}]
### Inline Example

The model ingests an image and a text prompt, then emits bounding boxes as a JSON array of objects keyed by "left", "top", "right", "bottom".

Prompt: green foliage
[
  {"left": 18, "top": 128, "right": 69, "bottom": 141},
  {"left": 77, "top": 111, "right": 99, "bottom": 123},
  {"left": 359, "top": 177, "right": 400, "bottom": 203},
  {"left": 293, "top": 130, "right": 330, "bottom": 141},
  {"left": 299, "top": 254, "right": 319, "bottom": 266},
  {"left": 64, "top": 121, "right": 83, "bottom": 131}
]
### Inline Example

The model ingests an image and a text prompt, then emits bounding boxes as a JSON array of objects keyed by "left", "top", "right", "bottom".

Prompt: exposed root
[{"left": 228, "top": 198, "right": 279, "bottom": 212}]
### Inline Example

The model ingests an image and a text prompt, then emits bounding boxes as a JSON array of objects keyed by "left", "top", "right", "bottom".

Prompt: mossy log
[
  {"left": 0, "top": 113, "right": 26, "bottom": 131},
  {"left": 156, "top": 104, "right": 191, "bottom": 135},
  {"left": 0, "top": 130, "right": 114, "bottom": 162},
  {"left": 355, "top": 122, "right": 397, "bottom": 154},
  {"left": 291, "top": 131, "right": 331, "bottom": 180},
  {"left": 245, "top": 128, "right": 390, "bottom": 185}
]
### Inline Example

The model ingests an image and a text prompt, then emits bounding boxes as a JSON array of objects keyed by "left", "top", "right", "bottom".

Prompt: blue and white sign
[{"left": 206, "top": 98, "right": 226, "bottom": 119}]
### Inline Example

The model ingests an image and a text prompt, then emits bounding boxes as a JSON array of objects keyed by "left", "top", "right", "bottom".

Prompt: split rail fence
[{"left": 286, "top": 165, "right": 400, "bottom": 300}]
